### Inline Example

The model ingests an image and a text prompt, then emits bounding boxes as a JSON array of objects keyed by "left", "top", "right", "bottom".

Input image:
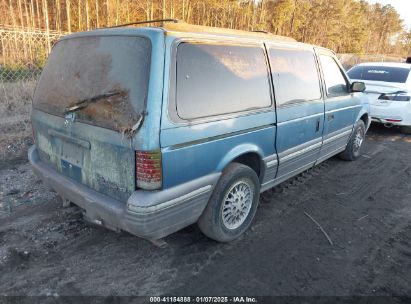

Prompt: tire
[
  {"left": 198, "top": 163, "right": 260, "bottom": 242},
  {"left": 339, "top": 120, "right": 366, "bottom": 161},
  {"left": 400, "top": 126, "right": 411, "bottom": 134}
]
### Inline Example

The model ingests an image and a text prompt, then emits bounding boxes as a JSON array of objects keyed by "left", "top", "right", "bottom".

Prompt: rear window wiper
[{"left": 63, "top": 91, "right": 122, "bottom": 115}]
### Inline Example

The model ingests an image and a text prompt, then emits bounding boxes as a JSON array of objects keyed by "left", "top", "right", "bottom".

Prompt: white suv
[{"left": 347, "top": 62, "right": 411, "bottom": 134}]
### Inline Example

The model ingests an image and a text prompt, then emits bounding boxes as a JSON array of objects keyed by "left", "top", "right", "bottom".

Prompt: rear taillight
[
  {"left": 378, "top": 91, "right": 411, "bottom": 102},
  {"left": 135, "top": 150, "right": 162, "bottom": 190}
]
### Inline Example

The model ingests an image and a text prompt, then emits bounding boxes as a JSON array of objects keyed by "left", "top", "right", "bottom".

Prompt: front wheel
[
  {"left": 198, "top": 163, "right": 260, "bottom": 242},
  {"left": 339, "top": 120, "right": 366, "bottom": 161}
]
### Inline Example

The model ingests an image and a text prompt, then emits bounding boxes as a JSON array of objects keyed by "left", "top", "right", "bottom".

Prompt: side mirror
[{"left": 351, "top": 81, "right": 366, "bottom": 93}]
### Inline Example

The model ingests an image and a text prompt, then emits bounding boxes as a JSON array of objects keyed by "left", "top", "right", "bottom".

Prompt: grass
[{"left": 0, "top": 81, "right": 36, "bottom": 165}]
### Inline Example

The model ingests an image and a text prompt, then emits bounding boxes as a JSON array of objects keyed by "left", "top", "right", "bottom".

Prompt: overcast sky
[{"left": 365, "top": 0, "right": 411, "bottom": 29}]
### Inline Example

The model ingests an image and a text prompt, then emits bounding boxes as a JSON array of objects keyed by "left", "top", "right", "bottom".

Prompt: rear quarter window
[{"left": 175, "top": 43, "right": 272, "bottom": 120}]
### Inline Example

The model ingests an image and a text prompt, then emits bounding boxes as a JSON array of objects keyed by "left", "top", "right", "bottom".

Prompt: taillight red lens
[{"left": 135, "top": 150, "right": 162, "bottom": 190}]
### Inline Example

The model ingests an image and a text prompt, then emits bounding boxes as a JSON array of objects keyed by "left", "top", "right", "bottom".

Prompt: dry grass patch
[{"left": 0, "top": 81, "right": 36, "bottom": 165}]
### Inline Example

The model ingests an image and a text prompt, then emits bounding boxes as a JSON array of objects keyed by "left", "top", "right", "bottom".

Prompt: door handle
[
  {"left": 315, "top": 118, "right": 320, "bottom": 132},
  {"left": 327, "top": 114, "right": 335, "bottom": 121}
]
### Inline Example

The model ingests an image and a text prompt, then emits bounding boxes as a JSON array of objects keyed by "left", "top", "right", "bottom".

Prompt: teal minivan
[{"left": 29, "top": 21, "right": 369, "bottom": 242}]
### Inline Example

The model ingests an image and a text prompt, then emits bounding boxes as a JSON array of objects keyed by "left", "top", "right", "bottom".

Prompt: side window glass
[
  {"left": 319, "top": 55, "right": 349, "bottom": 96},
  {"left": 176, "top": 43, "right": 272, "bottom": 120},
  {"left": 268, "top": 48, "right": 322, "bottom": 107}
]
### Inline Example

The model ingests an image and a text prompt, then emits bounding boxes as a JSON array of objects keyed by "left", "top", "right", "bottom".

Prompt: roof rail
[
  {"left": 105, "top": 18, "right": 181, "bottom": 29},
  {"left": 252, "top": 30, "right": 269, "bottom": 34},
  {"left": 162, "top": 23, "right": 296, "bottom": 42}
]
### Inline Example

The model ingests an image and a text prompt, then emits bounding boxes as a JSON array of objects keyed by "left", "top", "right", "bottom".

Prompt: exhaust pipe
[{"left": 384, "top": 123, "right": 393, "bottom": 128}]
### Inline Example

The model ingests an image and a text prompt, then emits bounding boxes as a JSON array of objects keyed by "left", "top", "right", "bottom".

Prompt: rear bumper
[
  {"left": 370, "top": 103, "right": 411, "bottom": 126},
  {"left": 28, "top": 146, "right": 219, "bottom": 239},
  {"left": 371, "top": 116, "right": 404, "bottom": 126}
]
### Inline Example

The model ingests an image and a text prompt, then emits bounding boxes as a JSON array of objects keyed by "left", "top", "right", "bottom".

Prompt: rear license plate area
[
  {"left": 61, "top": 159, "right": 82, "bottom": 182},
  {"left": 61, "top": 140, "right": 84, "bottom": 167},
  {"left": 59, "top": 140, "right": 85, "bottom": 182}
]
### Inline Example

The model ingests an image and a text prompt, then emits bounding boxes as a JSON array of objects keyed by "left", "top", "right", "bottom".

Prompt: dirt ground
[{"left": 0, "top": 123, "right": 410, "bottom": 297}]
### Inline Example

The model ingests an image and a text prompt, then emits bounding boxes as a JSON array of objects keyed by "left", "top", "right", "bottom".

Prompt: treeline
[{"left": 1, "top": 0, "right": 410, "bottom": 56}]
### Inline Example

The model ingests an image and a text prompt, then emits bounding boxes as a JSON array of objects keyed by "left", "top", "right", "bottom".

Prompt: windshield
[
  {"left": 347, "top": 65, "right": 410, "bottom": 83},
  {"left": 33, "top": 35, "right": 151, "bottom": 131}
]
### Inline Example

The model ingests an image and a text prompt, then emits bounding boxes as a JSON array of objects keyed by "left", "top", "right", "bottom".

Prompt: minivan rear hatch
[{"left": 32, "top": 34, "right": 151, "bottom": 202}]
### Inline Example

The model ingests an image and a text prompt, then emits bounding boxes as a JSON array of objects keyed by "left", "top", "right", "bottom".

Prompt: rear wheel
[
  {"left": 339, "top": 120, "right": 366, "bottom": 161},
  {"left": 198, "top": 163, "right": 260, "bottom": 242},
  {"left": 400, "top": 126, "right": 411, "bottom": 134}
]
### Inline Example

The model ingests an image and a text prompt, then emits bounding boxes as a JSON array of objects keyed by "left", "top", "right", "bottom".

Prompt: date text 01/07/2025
[{"left": 149, "top": 296, "right": 258, "bottom": 303}]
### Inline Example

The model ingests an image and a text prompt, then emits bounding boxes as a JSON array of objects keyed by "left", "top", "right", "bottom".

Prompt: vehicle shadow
[{"left": 367, "top": 123, "right": 411, "bottom": 143}]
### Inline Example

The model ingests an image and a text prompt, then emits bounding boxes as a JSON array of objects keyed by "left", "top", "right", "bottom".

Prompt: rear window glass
[
  {"left": 33, "top": 36, "right": 151, "bottom": 131},
  {"left": 176, "top": 43, "right": 271, "bottom": 120},
  {"left": 347, "top": 66, "right": 410, "bottom": 83},
  {"left": 268, "top": 48, "right": 321, "bottom": 106}
]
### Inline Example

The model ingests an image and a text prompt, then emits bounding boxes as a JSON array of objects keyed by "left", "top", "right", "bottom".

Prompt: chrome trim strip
[
  {"left": 324, "top": 125, "right": 352, "bottom": 138},
  {"left": 323, "top": 129, "right": 352, "bottom": 145},
  {"left": 169, "top": 124, "right": 275, "bottom": 150},
  {"left": 325, "top": 105, "right": 362, "bottom": 114},
  {"left": 316, "top": 146, "right": 346, "bottom": 164},
  {"left": 266, "top": 159, "right": 278, "bottom": 168},
  {"left": 277, "top": 99, "right": 324, "bottom": 110},
  {"left": 277, "top": 112, "right": 323, "bottom": 126},
  {"left": 263, "top": 154, "right": 278, "bottom": 168},
  {"left": 278, "top": 137, "right": 322, "bottom": 158},
  {"left": 261, "top": 161, "right": 316, "bottom": 192},
  {"left": 280, "top": 141, "right": 322, "bottom": 163},
  {"left": 127, "top": 185, "right": 212, "bottom": 214}
]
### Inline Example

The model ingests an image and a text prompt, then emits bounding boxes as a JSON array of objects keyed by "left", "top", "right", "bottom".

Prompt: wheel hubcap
[
  {"left": 221, "top": 179, "right": 254, "bottom": 230},
  {"left": 353, "top": 128, "right": 364, "bottom": 152}
]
